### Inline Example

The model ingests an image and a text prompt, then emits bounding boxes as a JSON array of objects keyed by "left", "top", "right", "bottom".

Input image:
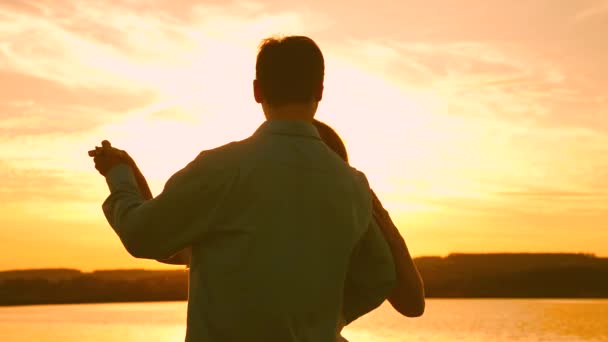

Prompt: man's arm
[
  {"left": 126, "top": 157, "right": 191, "bottom": 266},
  {"left": 156, "top": 248, "right": 192, "bottom": 265},
  {"left": 342, "top": 218, "right": 397, "bottom": 325},
  {"left": 371, "top": 191, "right": 425, "bottom": 317},
  {"left": 101, "top": 153, "right": 236, "bottom": 260}
]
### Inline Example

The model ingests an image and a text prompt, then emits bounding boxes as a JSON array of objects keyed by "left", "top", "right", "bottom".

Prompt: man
[{"left": 93, "top": 36, "right": 397, "bottom": 341}]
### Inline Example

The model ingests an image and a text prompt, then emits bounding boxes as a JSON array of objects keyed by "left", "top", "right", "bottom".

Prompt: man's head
[{"left": 254, "top": 36, "right": 325, "bottom": 120}]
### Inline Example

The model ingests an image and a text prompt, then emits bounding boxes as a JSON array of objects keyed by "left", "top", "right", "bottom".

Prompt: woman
[
  {"left": 311, "top": 120, "right": 425, "bottom": 317},
  {"left": 98, "top": 119, "right": 425, "bottom": 335}
]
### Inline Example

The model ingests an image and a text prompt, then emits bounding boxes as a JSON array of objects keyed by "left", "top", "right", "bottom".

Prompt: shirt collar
[{"left": 254, "top": 119, "right": 322, "bottom": 140}]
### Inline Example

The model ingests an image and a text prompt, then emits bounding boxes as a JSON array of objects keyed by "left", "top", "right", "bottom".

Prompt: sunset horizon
[
  {"left": 1, "top": 1, "right": 608, "bottom": 271},
  {"left": 1, "top": 251, "right": 605, "bottom": 273}
]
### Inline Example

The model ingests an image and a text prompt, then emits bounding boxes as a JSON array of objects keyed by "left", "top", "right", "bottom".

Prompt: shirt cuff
[{"left": 105, "top": 163, "right": 136, "bottom": 193}]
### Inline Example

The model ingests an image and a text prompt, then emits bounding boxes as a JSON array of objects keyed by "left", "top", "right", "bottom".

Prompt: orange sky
[{"left": 1, "top": 0, "right": 607, "bottom": 271}]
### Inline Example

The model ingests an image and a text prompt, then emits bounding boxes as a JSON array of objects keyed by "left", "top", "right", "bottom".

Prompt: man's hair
[{"left": 256, "top": 36, "right": 325, "bottom": 106}]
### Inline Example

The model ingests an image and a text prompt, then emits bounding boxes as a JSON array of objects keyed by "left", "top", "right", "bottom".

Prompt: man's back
[{"left": 180, "top": 120, "right": 395, "bottom": 341}]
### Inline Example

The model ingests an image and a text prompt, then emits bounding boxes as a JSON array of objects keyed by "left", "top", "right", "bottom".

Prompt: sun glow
[{"left": 2, "top": 1, "right": 608, "bottom": 270}]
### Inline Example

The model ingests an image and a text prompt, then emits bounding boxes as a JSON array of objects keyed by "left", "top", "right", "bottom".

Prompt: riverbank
[{"left": 2, "top": 253, "right": 607, "bottom": 306}]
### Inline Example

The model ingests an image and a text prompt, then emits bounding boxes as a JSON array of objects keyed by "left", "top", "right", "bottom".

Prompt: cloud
[
  {"left": 496, "top": 190, "right": 608, "bottom": 198},
  {"left": 326, "top": 36, "right": 608, "bottom": 227},
  {"left": 426, "top": 191, "right": 608, "bottom": 219},
  {"left": 0, "top": 70, "right": 155, "bottom": 136},
  {"left": 0, "top": 0, "right": 333, "bottom": 152},
  {"left": 574, "top": 0, "right": 608, "bottom": 21},
  {"left": 0, "top": 161, "right": 100, "bottom": 204},
  {"left": 0, "top": 0, "right": 47, "bottom": 16}
]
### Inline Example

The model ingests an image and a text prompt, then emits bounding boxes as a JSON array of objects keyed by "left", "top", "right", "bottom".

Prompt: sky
[{"left": 1, "top": 0, "right": 607, "bottom": 271}]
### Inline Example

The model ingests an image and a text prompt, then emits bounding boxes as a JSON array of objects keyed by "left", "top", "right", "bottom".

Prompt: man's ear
[
  {"left": 253, "top": 79, "right": 263, "bottom": 104},
  {"left": 315, "top": 83, "right": 324, "bottom": 102}
]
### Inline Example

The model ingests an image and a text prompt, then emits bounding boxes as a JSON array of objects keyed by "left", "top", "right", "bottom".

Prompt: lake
[{"left": 1, "top": 299, "right": 607, "bottom": 341}]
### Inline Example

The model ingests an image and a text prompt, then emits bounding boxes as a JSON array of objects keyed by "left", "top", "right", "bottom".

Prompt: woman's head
[{"left": 312, "top": 119, "right": 349, "bottom": 163}]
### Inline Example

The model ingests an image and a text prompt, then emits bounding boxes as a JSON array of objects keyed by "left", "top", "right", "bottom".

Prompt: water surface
[{"left": 1, "top": 299, "right": 607, "bottom": 341}]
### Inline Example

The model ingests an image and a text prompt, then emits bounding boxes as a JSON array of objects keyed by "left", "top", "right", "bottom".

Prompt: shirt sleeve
[
  {"left": 101, "top": 154, "right": 237, "bottom": 260},
  {"left": 342, "top": 217, "right": 397, "bottom": 325}
]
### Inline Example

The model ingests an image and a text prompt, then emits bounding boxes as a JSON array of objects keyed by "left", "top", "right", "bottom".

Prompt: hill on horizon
[
  {"left": 1, "top": 252, "right": 602, "bottom": 276},
  {"left": 1, "top": 253, "right": 607, "bottom": 306}
]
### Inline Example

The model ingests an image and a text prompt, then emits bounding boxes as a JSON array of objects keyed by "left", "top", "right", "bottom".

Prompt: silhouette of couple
[{"left": 91, "top": 36, "right": 424, "bottom": 342}]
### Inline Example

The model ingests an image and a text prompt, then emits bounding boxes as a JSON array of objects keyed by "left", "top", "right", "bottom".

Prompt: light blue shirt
[{"left": 102, "top": 120, "right": 396, "bottom": 341}]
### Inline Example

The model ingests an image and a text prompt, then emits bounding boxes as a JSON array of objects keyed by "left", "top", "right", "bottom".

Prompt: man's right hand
[
  {"left": 91, "top": 143, "right": 124, "bottom": 176},
  {"left": 89, "top": 140, "right": 138, "bottom": 176}
]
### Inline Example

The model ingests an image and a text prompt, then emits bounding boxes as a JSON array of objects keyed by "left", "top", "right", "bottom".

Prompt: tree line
[{"left": 1, "top": 254, "right": 607, "bottom": 306}]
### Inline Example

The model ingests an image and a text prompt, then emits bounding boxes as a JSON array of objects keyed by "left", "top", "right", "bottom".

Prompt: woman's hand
[
  {"left": 90, "top": 141, "right": 127, "bottom": 176},
  {"left": 89, "top": 140, "right": 137, "bottom": 174}
]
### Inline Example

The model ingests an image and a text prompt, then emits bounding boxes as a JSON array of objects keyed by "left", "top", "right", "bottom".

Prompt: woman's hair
[{"left": 312, "top": 119, "right": 349, "bottom": 162}]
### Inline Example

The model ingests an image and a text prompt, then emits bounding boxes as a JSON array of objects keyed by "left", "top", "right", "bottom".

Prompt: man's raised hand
[{"left": 89, "top": 140, "right": 133, "bottom": 176}]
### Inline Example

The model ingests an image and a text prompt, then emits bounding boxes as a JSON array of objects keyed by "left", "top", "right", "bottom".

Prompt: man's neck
[{"left": 264, "top": 103, "right": 317, "bottom": 121}]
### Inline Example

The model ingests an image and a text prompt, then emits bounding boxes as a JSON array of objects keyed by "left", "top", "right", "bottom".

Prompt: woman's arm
[
  {"left": 128, "top": 160, "right": 153, "bottom": 200},
  {"left": 371, "top": 190, "right": 425, "bottom": 317}
]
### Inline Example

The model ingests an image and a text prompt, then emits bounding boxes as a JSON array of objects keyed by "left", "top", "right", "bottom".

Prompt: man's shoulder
[
  {"left": 346, "top": 166, "right": 371, "bottom": 190},
  {"left": 191, "top": 138, "right": 253, "bottom": 167},
  {"left": 345, "top": 165, "right": 373, "bottom": 229},
  {"left": 163, "top": 138, "right": 254, "bottom": 190}
]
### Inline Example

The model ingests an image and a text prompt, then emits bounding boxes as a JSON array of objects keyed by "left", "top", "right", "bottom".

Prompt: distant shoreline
[
  {"left": 0, "top": 299, "right": 187, "bottom": 308},
  {"left": 3, "top": 297, "right": 608, "bottom": 308},
  {"left": 2, "top": 253, "right": 607, "bottom": 306}
]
